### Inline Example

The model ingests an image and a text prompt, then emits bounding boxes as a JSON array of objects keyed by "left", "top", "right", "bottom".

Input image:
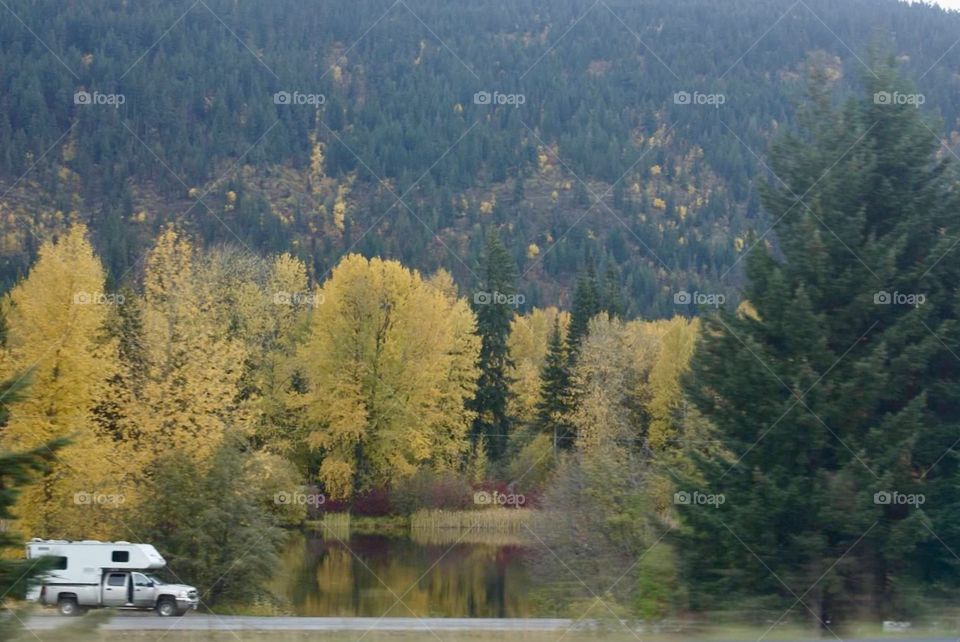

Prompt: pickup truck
[{"left": 39, "top": 570, "right": 199, "bottom": 616}]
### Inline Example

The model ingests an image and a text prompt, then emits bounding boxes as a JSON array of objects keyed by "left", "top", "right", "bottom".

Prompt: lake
[{"left": 270, "top": 529, "right": 540, "bottom": 617}]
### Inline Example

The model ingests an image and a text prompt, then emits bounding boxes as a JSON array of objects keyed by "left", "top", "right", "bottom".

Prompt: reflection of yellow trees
[
  {"left": 268, "top": 531, "right": 304, "bottom": 592},
  {"left": 270, "top": 534, "right": 538, "bottom": 617},
  {"left": 319, "top": 546, "right": 353, "bottom": 594}
]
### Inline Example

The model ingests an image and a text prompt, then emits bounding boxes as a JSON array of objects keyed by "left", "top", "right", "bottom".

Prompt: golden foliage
[
  {"left": 333, "top": 184, "right": 349, "bottom": 231},
  {"left": 478, "top": 196, "right": 496, "bottom": 215},
  {"left": 1, "top": 224, "right": 125, "bottom": 538},
  {"left": 135, "top": 227, "right": 250, "bottom": 464},
  {"left": 297, "top": 255, "right": 480, "bottom": 499}
]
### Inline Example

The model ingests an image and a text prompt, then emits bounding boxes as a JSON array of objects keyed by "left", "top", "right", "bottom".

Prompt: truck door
[
  {"left": 131, "top": 572, "right": 156, "bottom": 607},
  {"left": 102, "top": 572, "right": 130, "bottom": 606}
]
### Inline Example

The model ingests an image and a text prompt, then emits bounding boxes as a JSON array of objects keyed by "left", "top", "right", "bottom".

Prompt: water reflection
[{"left": 270, "top": 530, "right": 538, "bottom": 617}]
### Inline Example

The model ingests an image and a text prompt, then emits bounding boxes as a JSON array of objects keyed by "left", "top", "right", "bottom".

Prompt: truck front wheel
[
  {"left": 57, "top": 596, "right": 80, "bottom": 616},
  {"left": 156, "top": 598, "right": 179, "bottom": 617}
]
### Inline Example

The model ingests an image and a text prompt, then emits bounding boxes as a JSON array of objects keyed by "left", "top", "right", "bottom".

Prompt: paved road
[
  {"left": 23, "top": 613, "right": 960, "bottom": 639},
  {"left": 26, "top": 614, "right": 580, "bottom": 631}
]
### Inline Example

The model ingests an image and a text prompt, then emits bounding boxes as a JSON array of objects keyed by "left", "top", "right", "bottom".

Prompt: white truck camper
[{"left": 26, "top": 539, "right": 199, "bottom": 616}]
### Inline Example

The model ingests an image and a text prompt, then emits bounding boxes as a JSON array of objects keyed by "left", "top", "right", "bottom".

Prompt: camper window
[
  {"left": 51, "top": 556, "right": 67, "bottom": 570},
  {"left": 111, "top": 551, "right": 130, "bottom": 563}
]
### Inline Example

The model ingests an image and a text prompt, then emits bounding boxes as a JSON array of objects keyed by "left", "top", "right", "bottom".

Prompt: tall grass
[
  {"left": 319, "top": 512, "right": 351, "bottom": 540},
  {"left": 409, "top": 527, "right": 530, "bottom": 547},
  {"left": 410, "top": 508, "right": 532, "bottom": 533}
]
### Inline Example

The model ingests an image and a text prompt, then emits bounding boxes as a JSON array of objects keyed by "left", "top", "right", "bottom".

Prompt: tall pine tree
[
  {"left": 470, "top": 230, "right": 519, "bottom": 462},
  {"left": 680, "top": 61, "right": 960, "bottom": 626},
  {"left": 566, "top": 265, "right": 601, "bottom": 360},
  {"left": 535, "top": 318, "right": 575, "bottom": 450}
]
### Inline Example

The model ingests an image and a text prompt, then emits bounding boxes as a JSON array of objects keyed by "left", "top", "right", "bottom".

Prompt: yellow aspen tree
[
  {"left": 309, "top": 137, "right": 326, "bottom": 195},
  {"left": 568, "top": 316, "right": 637, "bottom": 450},
  {"left": 425, "top": 269, "right": 481, "bottom": 472},
  {"left": 297, "top": 255, "right": 479, "bottom": 499},
  {"left": 332, "top": 184, "right": 349, "bottom": 231},
  {"left": 1, "top": 224, "right": 125, "bottom": 538},
  {"left": 135, "top": 227, "right": 249, "bottom": 465},
  {"left": 256, "top": 253, "right": 314, "bottom": 461},
  {"left": 644, "top": 316, "right": 699, "bottom": 451}
]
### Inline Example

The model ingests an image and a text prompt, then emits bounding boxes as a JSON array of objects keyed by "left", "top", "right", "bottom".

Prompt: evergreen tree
[
  {"left": 535, "top": 318, "right": 575, "bottom": 450},
  {"left": 566, "top": 265, "right": 601, "bottom": 360},
  {"left": 469, "top": 230, "right": 519, "bottom": 462},
  {"left": 0, "top": 386, "right": 65, "bottom": 597},
  {"left": 600, "top": 265, "right": 624, "bottom": 320},
  {"left": 680, "top": 63, "right": 960, "bottom": 626},
  {"left": 137, "top": 438, "right": 284, "bottom": 606},
  {"left": 0, "top": 446, "right": 70, "bottom": 636}
]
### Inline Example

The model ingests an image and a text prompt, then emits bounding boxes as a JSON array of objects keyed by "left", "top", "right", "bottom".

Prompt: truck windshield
[{"left": 145, "top": 575, "right": 166, "bottom": 585}]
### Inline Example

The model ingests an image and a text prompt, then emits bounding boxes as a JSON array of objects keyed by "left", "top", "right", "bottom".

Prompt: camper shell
[{"left": 26, "top": 539, "right": 166, "bottom": 585}]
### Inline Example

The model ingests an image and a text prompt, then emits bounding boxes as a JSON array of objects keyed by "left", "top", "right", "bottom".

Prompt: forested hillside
[{"left": 3, "top": 0, "right": 960, "bottom": 314}]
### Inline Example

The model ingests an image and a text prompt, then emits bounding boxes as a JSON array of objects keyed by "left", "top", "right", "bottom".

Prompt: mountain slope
[{"left": 1, "top": 0, "right": 959, "bottom": 315}]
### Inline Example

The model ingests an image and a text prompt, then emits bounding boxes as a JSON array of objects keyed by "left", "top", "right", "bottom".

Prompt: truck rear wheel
[
  {"left": 156, "top": 598, "right": 178, "bottom": 617},
  {"left": 57, "top": 596, "right": 80, "bottom": 616}
]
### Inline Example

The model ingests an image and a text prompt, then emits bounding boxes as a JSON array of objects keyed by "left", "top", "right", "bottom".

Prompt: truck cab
[{"left": 99, "top": 570, "right": 198, "bottom": 616}]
